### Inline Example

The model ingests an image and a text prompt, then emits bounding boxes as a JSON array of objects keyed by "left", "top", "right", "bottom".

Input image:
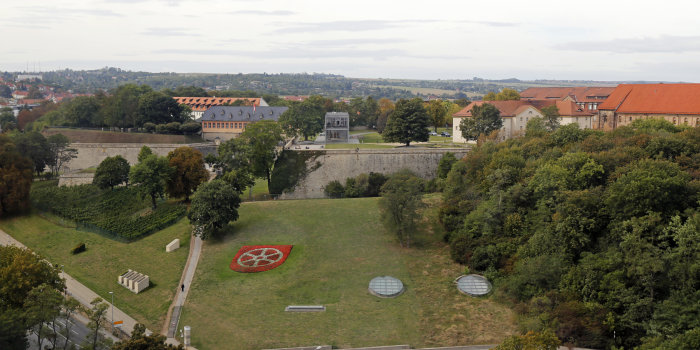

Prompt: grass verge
[
  {"left": 0, "top": 214, "right": 191, "bottom": 331},
  {"left": 178, "top": 197, "right": 516, "bottom": 349}
]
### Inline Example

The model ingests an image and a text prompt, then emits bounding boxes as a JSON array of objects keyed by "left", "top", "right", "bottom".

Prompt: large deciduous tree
[
  {"left": 0, "top": 245, "right": 65, "bottom": 349},
  {"left": 112, "top": 323, "right": 184, "bottom": 350},
  {"left": 382, "top": 98, "right": 430, "bottom": 146},
  {"left": 540, "top": 105, "right": 561, "bottom": 131},
  {"left": 187, "top": 179, "right": 241, "bottom": 240},
  {"left": 166, "top": 146, "right": 209, "bottom": 201},
  {"left": 239, "top": 120, "right": 283, "bottom": 188},
  {"left": 93, "top": 155, "right": 130, "bottom": 190},
  {"left": 46, "top": 133, "right": 77, "bottom": 176},
  {"left": 427, "top": 99, "right": 449, "bottom": 132},
  {"left": 137, "top": 91, "right": 185, "bottom": 126},
  {"left": 379, "top": 169, "right": 424, "bottom": 248},
  {"left": 278, "top": 99, "right": 324, "bottom": 141},
  {"left": 11, "top": 131, "right": 51, "bottom": 176},
  {"left": 459, "top": 103, "right": 502, "bottom": 141},
  {"left": 216, "top": 137, "right": 255, "bottom": 194},
  {"left": 129, "top": 154, "right": 174, "bottom": 209},
  {"left": 483, "top": 88, "right": 520, "bottom": 101},
  {"left": 0, "top": 135, "right": 33, "bottom": 216},
  {"left": 85, "top": 298, "right": 111, "bottom": 350}
]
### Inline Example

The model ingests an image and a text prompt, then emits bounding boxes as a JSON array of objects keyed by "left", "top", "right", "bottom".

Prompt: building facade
[
  {"left": 452, "top": 101, "right": 544, "bottom": 142},
  {"left": 597, "top": 84, "right": 700, "bottom": 131},
  {"left": 174, "top": 97, "right": 268, "bottom": 120},
  {"left": 200, "top": 106, "right": 288, "bottom": 142},
  {"left": 324, "top": 112, "right": 349, "bottom": 143}
]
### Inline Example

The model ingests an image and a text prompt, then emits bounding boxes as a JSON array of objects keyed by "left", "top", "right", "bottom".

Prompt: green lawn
[
  {"left": 324, "top": 143, "right": 397, "bottom": 149},
  {"left": 242, "top": 179, "right": 271, "bottom": 201},
  {"left": 357, "top": 132, "right": 384, "bottom": 143},
  {"left": 0, "top": 214, "right": 191, "bottom": 331},
  {"left": 179, "top": 198, "right": 516, "bottom": 350}
]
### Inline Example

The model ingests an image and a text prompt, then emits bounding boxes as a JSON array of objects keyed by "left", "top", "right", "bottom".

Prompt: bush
[
  {"left": 71, "top": 242, "right": 86, "bottom": 254},
  {"left": 155, "top": 124, "right": 167, "bottom": 134},
  {"left": 324, "top": 180, "right": 345, "bottom": 198},
  {"left": 180, "top": 122, "right": 201, "bottom": 134},
  {"left": 164, "top": 122, "right": 181, "bottom": 134},
  {"left": 367, "top": 172, "right": 388, "bottom": 197},
  {"left": 143, "top": 122, "right": 156, "bottom": 132}
]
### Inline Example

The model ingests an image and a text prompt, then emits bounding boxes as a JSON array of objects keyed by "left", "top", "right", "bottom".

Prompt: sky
[{"left": 2, "top": 0, "right": 700, "bottom": 82}]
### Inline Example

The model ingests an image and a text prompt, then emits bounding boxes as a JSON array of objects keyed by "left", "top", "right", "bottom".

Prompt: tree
[
  {"left": 239, "top": 120, "right": 283, "bottom": 188},
  {"left": 65, "top": 96, "right": 102, "bottom": 127},
  {"left": 112, "top": 323, "right": 184, "bottom": 350},
  {"left": 459, "top": 103, "right": 502, "bottom": 140},
  {"left": 278, "top": 99, "right": 324, "bottom": 141},
  {"left": 59, "top": 298, "right": 81, "bottom": 350},
  {"left": 215, "top": 137, "right": 255, "bottom": 194},
  {"left": 484, "top": 88, "right": 520, "bottom": 101},
  {"left": 93, "top": 155, "right": 130, "bottom": 190},
  {"left": 437, "top": 152, "right": 458, "bottom": 179},
  {"left": 187, "top": 179, "right": 241, "bottom": 240},
  {"left": 85, "top": 298, "right": 111, "bottom": 350},
  {"left": 0, "top": 85, "right": 12, "bottom": 98},
  {"left": 11, "top": 131, "right": 51, "bottom": 176},
  {"left": 47, "top": 133, "right": 77, "bottom": 176},
  {"left": 24, "top": 283, "right": 63, "bottom": 350},
  {"left": 377, "top": 98, "right": 395, "bottom": 133},
  {"left": 379, "top": 170, "right": 424, "bottom": 248},
  {"left": 0, "top": 135, "right": 33, "bottom": 215},
  {"left": 166, "top": 147, "right": 209, "bottom": 201},
  {"left": 0, "top": 245, "right": 65, "bottom": 349},
  {"left": 0, "top": 107, "right": 15, "bottom": 130},
  {"left": 103, "top": 84, "right": 152, "bottom": 128},
  {"left": 427, "top": 99, "right": 448, "bottom": 132},
  {"left": 540, "top": 105, "right": 560, "bottom": 131},
  {"left": 382, "top": 98, "right": 430, "bottom": 146},
  {"left": 454, "top": 97, "right": 471, "bottom": 107},
  {"left": 138, "top": 145, "right": 153, "bottom": 162},
  {"left": 137, "top": 91, "right": 185, "bottom": 126},
  {"left": 129, "top": 154, "right": 174, "bottom": 209}
]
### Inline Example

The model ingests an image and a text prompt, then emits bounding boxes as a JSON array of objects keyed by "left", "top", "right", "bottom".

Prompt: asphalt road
[{"left": 27, "top": 313, "right": 120, "bottom": 350}]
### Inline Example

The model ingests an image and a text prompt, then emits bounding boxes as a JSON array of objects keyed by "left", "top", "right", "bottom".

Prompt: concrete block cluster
[{"left": 118, "top": 269, "right": 150, "bottom": 293}]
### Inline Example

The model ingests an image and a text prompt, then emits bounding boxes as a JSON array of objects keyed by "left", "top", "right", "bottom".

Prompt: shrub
[
  {"left": 143, "top": 122, "right": 156, "bottom": 132},
  {"left": 155, "top": 124, "right": 167, "bottom": 134},
  {"left": 366, "top": 172, "right": 388, "bottom": 197},
  {"left": 71, "top": 243, "right": 86, "bottom": 254},
  {"left": 164, "top": 122, "right": 182, "bottom": 134},
  {"left": 180, "top": 122, "right": 201, "bottom": 134},
  {"left": 324, "top": 180, "right": 345, "bottom": 198}
]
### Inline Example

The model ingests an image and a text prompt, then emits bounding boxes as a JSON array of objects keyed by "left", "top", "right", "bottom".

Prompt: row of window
[
  {"left": 203, "top": 121, "right": 247, "bottom": 129},
  {"left": 619, "top": 115, "right": 700, "bottom": 125}
]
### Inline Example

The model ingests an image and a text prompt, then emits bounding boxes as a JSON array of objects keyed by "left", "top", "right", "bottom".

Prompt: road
[{"left": 27, "top": 312, "right": 120, "bottom": 350}]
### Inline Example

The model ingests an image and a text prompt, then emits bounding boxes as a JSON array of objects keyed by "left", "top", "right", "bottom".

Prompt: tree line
[{"left": 439, "top": 118, "right": 700, "bottom": 348}]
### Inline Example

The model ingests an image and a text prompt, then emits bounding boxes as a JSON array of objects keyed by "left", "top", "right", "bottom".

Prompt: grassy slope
[
  {"left": 179, "top": 197, "right": 516, "bottom": 350},
  {"left": 0, "top": 215, "right": 191, "bottom": 330}
]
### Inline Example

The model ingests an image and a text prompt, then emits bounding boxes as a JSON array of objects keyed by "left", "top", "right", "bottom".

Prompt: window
[{"left": 629, "top": 116, "right": 632, "bottom": 122}]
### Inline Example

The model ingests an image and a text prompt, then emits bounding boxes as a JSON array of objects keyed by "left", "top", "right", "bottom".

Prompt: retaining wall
[
  {"left": 62, "top": 143, "right": 218, "bottom": 171},
  {"left": 280, "top": 148, "right": 469, "bottom": 199}
]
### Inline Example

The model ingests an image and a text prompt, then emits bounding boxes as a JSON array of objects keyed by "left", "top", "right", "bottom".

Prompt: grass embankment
[
  {"left": 43, "top": 128, "right": 203, "bottom": 144},
  {"left": 324, "top": 143, "right": 397, "bottom": 149},
  {"left": 0, "top": 215, "right": 191, "bottom": 331},
  {"left": 179, "top": 197, "right": 516, "bottom": 350}
]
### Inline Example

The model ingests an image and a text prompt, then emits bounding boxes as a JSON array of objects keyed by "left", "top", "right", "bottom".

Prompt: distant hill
[{"left": 3, "top": 67, "right": 669, "bottom": 100}]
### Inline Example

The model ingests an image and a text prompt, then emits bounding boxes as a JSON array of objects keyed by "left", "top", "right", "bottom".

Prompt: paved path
[
  {"left": 0, "top": 229, "right": 147, "bottom": 338},
  {"left": 163, "top": 234, "right": 203, "bottom": 344}
]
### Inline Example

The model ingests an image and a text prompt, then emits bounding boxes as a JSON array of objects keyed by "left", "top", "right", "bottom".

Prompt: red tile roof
[
  {"left": 520, "top": 87, "right": 614, "bottom": 103},
  {"left": 173, "top": 97, "right": 262, "bottom": 111},
  {"left": 453, "top": 99, "right": 590, "bottom": 119},
  {"left": 454, "top": 101, "right": 536, "bottom": 118},
  {"left": 598, "top": 84, "right": 700, "bottom": 115}
]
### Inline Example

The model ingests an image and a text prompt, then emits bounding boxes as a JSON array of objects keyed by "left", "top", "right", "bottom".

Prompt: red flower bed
[{"left": 229, "top": 245, "right": 293, "bottom": 273}]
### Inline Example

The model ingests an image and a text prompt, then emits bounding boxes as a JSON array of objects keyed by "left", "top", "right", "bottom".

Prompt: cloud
[
  {"left": 275, "top": 19, "right": 438, "bottom": 33},
  {"left": 230, "top": 10, "right": 295, "bottom": 16},
  {"left": 461, "top": 20, "right": 519, "bottom": 27},
  {"left": 554, "top": 35, "right": 700, "bottom": 53},
  {"left": 153, "top": 47, "right": 409, "bottom": 60},
  {"left": 301, "top": 38, "right": 409, "bottom": 48},
  {"left": 141, "top": 27, "right": 201, "bottom": 36}
]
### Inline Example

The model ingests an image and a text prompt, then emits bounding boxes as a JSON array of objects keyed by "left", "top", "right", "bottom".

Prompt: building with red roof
[
  {"left": 452, "top": 99, "right": 596, "bottom": 142},
  {"left": 520, "top": 86, "right": 615, "bottom": 113},
  {"left": 597, "top": 84, "right": 700, "bottom": 130},
  {"left": 174, "top": 97, "right": 268, "bottom": 120}
]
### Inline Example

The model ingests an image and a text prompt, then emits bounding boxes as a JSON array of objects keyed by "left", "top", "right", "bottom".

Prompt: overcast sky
[{"left": 2, "top": 0, "right": 700, "bottom": 81}]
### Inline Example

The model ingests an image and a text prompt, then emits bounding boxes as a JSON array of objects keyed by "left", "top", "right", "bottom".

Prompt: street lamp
[{"left": 108, "top": 291, "right": 114, "bottom": 328}]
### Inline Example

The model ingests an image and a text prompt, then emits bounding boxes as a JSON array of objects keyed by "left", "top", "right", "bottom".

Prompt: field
[
  {"left": 0, "top": 214, "right": 191, "bottom": 331},
  {"left": 43, "top": 128, "right": 203, "bottom": 144},
  {"left": 178, "top": 197, "right": 516, "bottom": 350}
]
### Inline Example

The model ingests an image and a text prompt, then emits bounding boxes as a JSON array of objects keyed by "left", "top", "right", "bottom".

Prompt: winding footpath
[
  {"left": 0, "top": 229, "right": 144, "bottom": 337},
  {"left": 163, "top": 234, "right": 203, "bottom": 345}
]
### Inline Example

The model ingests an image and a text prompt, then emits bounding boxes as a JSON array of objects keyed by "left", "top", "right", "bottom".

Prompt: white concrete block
[{"left": 166, "top": 239, "right": 180, "bottom": 252}]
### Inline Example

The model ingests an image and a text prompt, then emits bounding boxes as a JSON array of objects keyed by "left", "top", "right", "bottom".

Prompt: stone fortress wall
[
  {"left": 280, "top": 148, "right": 470, "bottom": 199},
  {"left": 62, "top": 143, "right": 218, "bottom": 171}
]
